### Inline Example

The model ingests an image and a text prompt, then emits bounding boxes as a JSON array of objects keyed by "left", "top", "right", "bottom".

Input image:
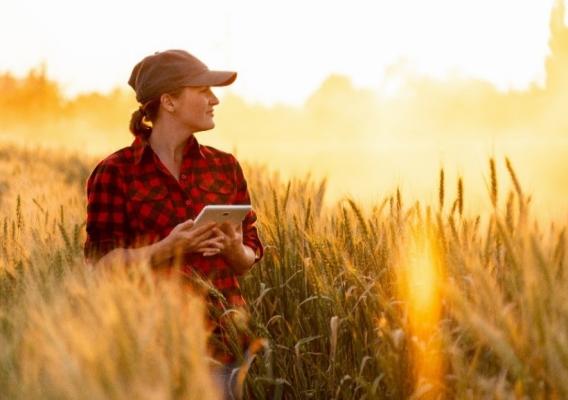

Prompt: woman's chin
[{"left": 192, "top": 122, "right": 215, "bottom": 133}]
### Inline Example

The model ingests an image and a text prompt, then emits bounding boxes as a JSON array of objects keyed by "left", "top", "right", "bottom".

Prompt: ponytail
[
  {"left": 129, "top": 107, "right": 152, "bottom": 139},
  {"left": 129, "top": 98, "right": 161, "bottom": 140},
  {"left": 128, "top": 88, "right": 184, "bottom": 139}
]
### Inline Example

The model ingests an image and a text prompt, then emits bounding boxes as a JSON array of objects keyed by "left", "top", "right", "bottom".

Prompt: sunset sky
[
  {"left": 0, "top": 0, "right": 563, "bottom": 105},
  {"left": 1, "top": 0, "right": 567, "bottom": 221}
]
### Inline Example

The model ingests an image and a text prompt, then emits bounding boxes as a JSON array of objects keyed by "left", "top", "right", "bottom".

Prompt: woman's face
[{"left": 170, "top": 86, "right": 220, "bottom": 133}]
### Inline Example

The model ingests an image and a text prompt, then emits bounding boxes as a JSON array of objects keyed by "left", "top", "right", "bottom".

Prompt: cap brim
[{"left": 185, "top": 70, "right": 237, "bottom": 87}]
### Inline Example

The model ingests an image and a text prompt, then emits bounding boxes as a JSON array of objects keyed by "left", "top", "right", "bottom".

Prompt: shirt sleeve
[
  {"left": 233, "top": 158, "right": 264, "bottom": 264},
  {"left": 84, "top": 160, "right": 128, "bottom": 265}
]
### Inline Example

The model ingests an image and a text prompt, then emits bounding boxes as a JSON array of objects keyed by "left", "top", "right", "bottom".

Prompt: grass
[{"left": 0, "top": 142, "right": 566, "bottom": 399}]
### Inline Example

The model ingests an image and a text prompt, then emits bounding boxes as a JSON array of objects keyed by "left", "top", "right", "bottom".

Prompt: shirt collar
[{"left": 132, "top": 134, "right": 205, "bottom": 164}]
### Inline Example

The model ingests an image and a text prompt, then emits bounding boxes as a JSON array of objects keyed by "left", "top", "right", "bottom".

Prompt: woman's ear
[{"left": 159, "top": 93, "right": 176, "bottom": 113}]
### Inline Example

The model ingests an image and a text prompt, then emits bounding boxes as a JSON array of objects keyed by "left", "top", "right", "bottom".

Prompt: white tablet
[{"left": 193, "top": 205, "right": 252, "bottom": 228}]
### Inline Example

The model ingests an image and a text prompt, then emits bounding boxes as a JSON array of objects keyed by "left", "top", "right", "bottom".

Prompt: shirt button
[
  {"left": 185, "top": 200, "right": 191, "bottom": 206},
  {"left": 181, "top": 174, "right": 187, "bottom": 180}
]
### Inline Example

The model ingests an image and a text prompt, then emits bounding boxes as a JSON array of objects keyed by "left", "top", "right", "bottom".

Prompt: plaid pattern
[{"left": 84, "top": 135, "right": 263, "bottom": 362}]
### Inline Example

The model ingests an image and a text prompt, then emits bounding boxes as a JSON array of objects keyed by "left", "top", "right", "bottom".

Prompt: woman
[{"left": 84, "top": 49, "right": 263, "bottom": 398}]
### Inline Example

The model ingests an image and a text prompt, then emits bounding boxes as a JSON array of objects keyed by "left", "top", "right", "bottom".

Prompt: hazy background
[{"left": 0, "top": 0, "right": 567, "bottom": 220}]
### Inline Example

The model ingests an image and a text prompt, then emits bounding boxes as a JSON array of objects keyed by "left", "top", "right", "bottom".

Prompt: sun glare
[{"left": 398, "top": 232, "right": 444, "bottom": 398}]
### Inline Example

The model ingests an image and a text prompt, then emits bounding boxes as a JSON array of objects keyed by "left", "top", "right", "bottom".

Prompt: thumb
[{"left": 179, "top": 219, "right": 195, "bottom": 229}]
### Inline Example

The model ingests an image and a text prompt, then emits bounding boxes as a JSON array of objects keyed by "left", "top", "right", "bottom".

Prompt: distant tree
[
  {"left": 545, "top": 0, "right": 568, "bottom": 93},
  {"left": 0, "top": 63, "right": 63, "bottom": 126}
]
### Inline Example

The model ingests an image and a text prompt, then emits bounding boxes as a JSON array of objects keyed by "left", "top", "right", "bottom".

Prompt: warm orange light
[
  {"left": 1, "top": 2, "right": 567, "bottom": 220},
  {"left": 398, "top": 232, "right": 444, "bottom": 399}
]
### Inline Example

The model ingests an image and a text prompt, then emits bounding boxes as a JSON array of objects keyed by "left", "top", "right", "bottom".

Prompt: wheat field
[{"left": 0, "top": 142, "right": 566, "bottom": 399}]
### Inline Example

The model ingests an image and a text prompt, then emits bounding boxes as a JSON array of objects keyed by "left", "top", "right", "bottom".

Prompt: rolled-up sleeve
[
  {"left": 233, "top": 159, "right": 264, "bottom": 264},
  {"left": 84, "top": 160, "right": 128, "bottom": 265}
]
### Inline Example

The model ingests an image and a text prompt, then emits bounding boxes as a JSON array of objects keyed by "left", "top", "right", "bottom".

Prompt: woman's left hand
[
  {"left": 203, "top": 223, "right": 256, "bottom": 274},
  {"left": 202, "top": 222, "right": 243, "bottom": 258}
]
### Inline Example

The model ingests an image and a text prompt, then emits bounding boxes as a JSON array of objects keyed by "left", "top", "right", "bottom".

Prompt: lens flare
[{"left": 398, "top": 231, "right": 444, "bottom": 398}]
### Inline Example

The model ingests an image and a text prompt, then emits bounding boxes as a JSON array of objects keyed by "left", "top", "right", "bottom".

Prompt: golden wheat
[{"left": 0, "top": 143, "right": 567, "bottom": 399}]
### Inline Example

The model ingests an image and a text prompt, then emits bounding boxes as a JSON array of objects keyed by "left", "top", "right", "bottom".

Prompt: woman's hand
[
  {"left": 202, "top": 222, "right": 243, "bottom": 257},
  {"left": 203, "top": 223, "right": 256, "bottom": 274},
  {"left": 95, "top": 220, "right": 220, "bottom": 268},
  {"left": 162, "top": 219, "right": 223, "bottom": 255}
]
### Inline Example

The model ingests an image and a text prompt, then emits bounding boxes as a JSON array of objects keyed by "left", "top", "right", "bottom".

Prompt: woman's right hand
[
  {"left": 163, "top": 219, "right": 222, "bottom": 255},
  {"left": 96, "top": 220, "right": 220, "bottom": 269}
]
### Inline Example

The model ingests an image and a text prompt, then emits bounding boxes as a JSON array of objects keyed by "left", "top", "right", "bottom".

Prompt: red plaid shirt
[{"left": 84, "top": 135, "right": 263, "bottom": 359}]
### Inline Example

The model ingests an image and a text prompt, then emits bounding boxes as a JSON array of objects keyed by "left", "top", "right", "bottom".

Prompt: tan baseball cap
[{"left": 128, "top": 49, "right": 237, "bottom": 104}]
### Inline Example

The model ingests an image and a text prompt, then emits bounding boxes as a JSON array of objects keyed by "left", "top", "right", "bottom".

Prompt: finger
[
  {"left": 202, "top": 250, "right": 214, "bottom": 257},
  {"left": 192, "top": 236, "right": 224, "bottom": 253},
  {"left": 201, "top": 248, "right": 222, "bottom": 257},
  {"left": 186, "top": 224, "right": 220, "bottom": 242},
  {"left": 181, "top": 220, "right": 216, "bottom": 233},
  {"left": 178, "top": 219, "right": 194, "bottom": 229},
  {"left": 211, "top": 227, "right": 226, "bottom": 238},
  {"left": 194, "top": 222, "right": 219, "bottom": 236},
  {"left": 206, "top": 236, "right": 225, "bottom": 248},
  {"left": 188, "top": 221, "right": 216, "bottom": 233},
  {"left": 198, "top": 237, "right": 226, "bottom": 250},
  {"left": 219, "top": 222, "right": 238, "bottom": 235},
  {"left": 199, "top": 248, "right": 220, "bottom": 254}
]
